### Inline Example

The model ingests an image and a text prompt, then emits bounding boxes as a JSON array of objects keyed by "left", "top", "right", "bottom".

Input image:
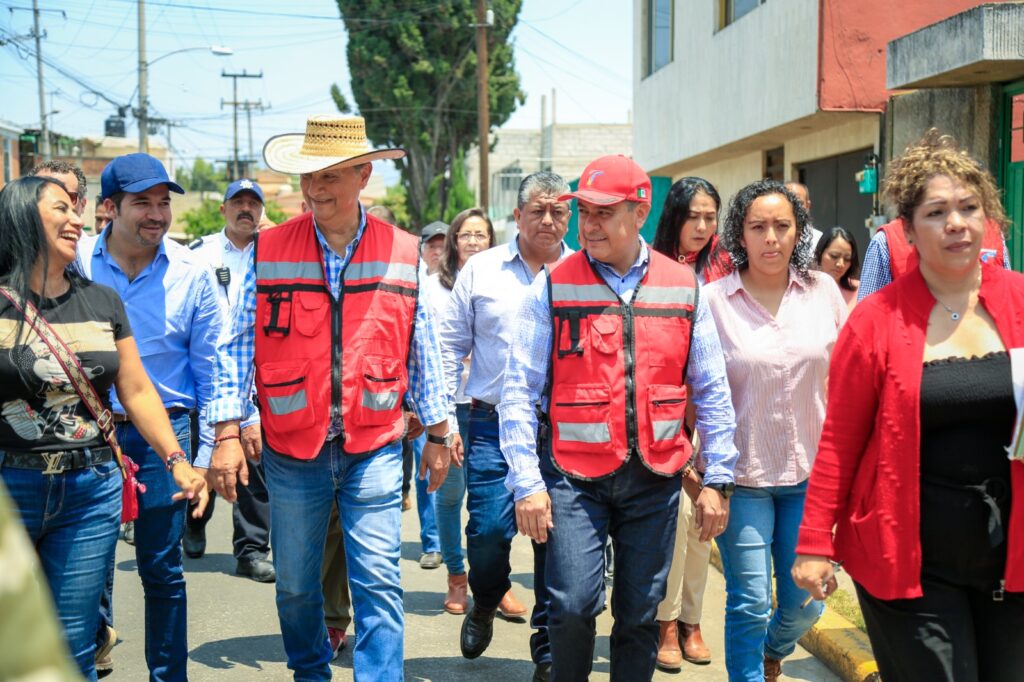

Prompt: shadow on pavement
[
  {"left": 403, "top": 589, "right": 448, "bottom": 616},
  {"left": 404, "top": 656, "right": 535, "bottom": 681},
  {"left": 182, "top": 552, "right": 238, "bottom": 575},
  {"left": 189, "top": 634, "right": 290, "bottom": 670}
]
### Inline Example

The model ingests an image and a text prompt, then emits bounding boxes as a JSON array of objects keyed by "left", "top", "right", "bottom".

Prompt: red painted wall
[{"left": 818, "top": 0, "right": 1003, "bottom": 112}]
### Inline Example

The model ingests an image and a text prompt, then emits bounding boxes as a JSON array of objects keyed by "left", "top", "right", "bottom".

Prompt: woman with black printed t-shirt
[{"left": 0, "top": 175, "right": 207, "bottom": 680}]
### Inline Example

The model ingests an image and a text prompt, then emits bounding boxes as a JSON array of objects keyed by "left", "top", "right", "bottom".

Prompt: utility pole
[
  {"left": 32, "top": 0, "right": 49, "bottom": 161},
  {"left": 221, "top": 70, "right": 263, "bottom": 180},
  {"left": 137, "top": 0, "right": 148, "bottom": 153},
  {"left": 241, "top": 100, "right": 269, "bottom": 176},
  {"left": 474, "top": 0, "right": 491, "bottom": 212}
]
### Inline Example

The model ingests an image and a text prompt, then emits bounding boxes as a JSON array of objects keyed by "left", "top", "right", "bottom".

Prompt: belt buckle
[{"left": 41, "top": 452, "right": 68, "bottom": 475}]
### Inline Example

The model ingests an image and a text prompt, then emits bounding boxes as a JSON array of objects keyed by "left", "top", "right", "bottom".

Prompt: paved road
[{"left": 104, "top": 495, "right": 840, "bottom": 681}]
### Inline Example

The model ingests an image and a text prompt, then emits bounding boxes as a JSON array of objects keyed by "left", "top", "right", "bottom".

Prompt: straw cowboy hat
[{"left": 263, "top": 115, "right": 406, "bottom": 175}]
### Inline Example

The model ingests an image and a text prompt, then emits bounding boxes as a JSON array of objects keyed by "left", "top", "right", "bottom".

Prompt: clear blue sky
[{"left": 0, "top": 0, "right": 632, "bottom": 182}]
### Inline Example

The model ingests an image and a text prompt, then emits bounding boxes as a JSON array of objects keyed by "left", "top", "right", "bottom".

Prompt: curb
[{"left": 709, "top": 543, "right": 880, "bottom": 682}]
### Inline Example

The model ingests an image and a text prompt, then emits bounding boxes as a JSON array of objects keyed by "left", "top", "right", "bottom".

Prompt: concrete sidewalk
[{"left": 104, "top": 499, "right": 840, "bottom": 681}]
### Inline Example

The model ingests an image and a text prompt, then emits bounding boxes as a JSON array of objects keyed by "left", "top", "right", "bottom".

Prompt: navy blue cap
[
  {"left": 101, "top": 153, "right": 185, "bottom": 200},
  {"left": 224, "top": 178, "right": 264, "bottom": 203}
]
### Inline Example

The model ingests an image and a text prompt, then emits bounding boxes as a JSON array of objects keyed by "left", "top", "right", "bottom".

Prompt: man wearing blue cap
[
  {"left": 77, "top": 152, "right": 222, "bottom": 681},
  {"left": 185, "top": 179, "right": 275, "bottom": 583}
]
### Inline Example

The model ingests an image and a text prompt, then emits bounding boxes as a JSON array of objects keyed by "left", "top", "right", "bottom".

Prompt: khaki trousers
[
  {"left": 321, "top": 501, "right": 353, "bottom": 631},
  {"left": 656, "top": 492, "right": 712, "bottom": 623}
]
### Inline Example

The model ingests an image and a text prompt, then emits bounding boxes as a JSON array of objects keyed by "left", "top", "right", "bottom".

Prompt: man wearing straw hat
[{"left": 206, "top": 115, "right": 457, "bottom": 680}]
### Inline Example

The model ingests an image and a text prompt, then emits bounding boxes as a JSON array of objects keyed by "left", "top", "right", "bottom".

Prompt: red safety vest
[
  {"left": 880, "top": 217, "right": 1006, "bottom": 280},
  {"left": 547, "top": 249, "right": 697, "bottom": 480},
  {"left": 253, "top": 211, "right": 419, "bottom": 459}
]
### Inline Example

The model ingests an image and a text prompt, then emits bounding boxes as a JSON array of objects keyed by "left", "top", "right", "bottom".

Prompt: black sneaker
[
  {"left": 236, "top": 557, "right": 276, "bottom": 583},
  {"left": 182, "top": 525, "right": 206, "bottom": 558}
]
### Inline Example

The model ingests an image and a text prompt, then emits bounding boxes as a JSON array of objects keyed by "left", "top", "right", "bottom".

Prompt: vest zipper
[
  {"left": 331, "top": 295, "right": 342, "bottom": 435},
  {"left": 622, "top": 302, "right": 638, "bottom": 457}
]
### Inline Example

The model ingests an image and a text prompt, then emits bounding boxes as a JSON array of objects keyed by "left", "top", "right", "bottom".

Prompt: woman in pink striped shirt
[{"left": 702, "top": 179, "right": 847, "bottom": 682}]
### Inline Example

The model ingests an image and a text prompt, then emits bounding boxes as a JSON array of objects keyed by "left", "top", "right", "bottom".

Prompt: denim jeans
[
  {"left": 263, "top": 438, "right": 404, "bottom": 682},
  {"left": 465, "top": 404, "right": 550, "bottom": 664},
  {"left": 434, "top": 403, "right": 469, "bottom": 574},
  {"left": 0, "top": 448, "right": 121, "bottom": 681},
  {"left": 102, "top": 411, "right": 192, "bottom": 681},
  {"left": 717, "top": 480, "right": 824, "bottom": 681},
  {"left": 410, "top": 433, "right": 440, "bottom": 554},
  {"left": 540, "top": 445, "right": 680, "bottom": 681}
]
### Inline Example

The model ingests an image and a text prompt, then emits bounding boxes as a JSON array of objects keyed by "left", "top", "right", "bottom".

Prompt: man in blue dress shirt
[
  {"left": 500, "top": 155, "right": 740, "bottom": 681},
  {"left": 441, "top": 171, "right": 573, "bottom": 681},
  {"left": 77, "top": 153, "right": 221, "bottom": 681}
]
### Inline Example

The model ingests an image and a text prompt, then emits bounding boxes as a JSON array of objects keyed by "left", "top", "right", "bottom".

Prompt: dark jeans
[
  {"left": 540, "top": 445, "right": 680, "bottom": 682},
  {"left": 185, "top": 417, "right": 271, "bottom": 562},
  {"left": 465, "top": 403, "right": 550, "bottom": 665},
  {"left": 99, "top": 411, "right": 192, "bottom": 681},
  {"left": 856, "top": 577, "right": 1024, "bottom": 682}
]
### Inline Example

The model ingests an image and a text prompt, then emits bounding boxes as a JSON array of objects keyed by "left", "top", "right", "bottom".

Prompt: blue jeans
[
  {"left": 103, "top": 411, "right": 192, "bottom": 681},
  {"left": 465, "top": 404, "right": 550, "bottom": 664},
  {"left": 434, "top": 403, "right": 469, "bottom": 574},
  {"left": 717, "top": 480, "right": 824, "bottom": 681},
  {"left": 540, "top": 445, "right": 680, "bottom": 681},
  {"left": 410, "top": 433, "right": 440, "bottom": 554},
  {"left": 264, "top": 438, "right": 404, "bottom": 682},
  {"left": 0, "top": 448, "right": 121, "bottom": 681}
]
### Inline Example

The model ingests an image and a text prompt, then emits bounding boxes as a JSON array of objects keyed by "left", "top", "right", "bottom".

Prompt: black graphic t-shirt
[{"left": 0, "top": 277, "right": 131, "bottom": 452}]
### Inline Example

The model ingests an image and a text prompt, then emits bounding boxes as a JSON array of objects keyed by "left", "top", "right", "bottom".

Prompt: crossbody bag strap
[{"left": 0, "top": 286, "right": 126, "bottom": 477}]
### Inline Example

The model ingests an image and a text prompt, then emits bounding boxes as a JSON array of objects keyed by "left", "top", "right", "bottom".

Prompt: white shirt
[{"left": 189, "top": 229, "right": 254, "bottom": 313}]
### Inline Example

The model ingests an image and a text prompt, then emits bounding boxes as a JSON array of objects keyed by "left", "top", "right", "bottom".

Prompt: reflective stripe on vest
[
  {"left": 557, "top": 421, "right": 612, "bottom": 444},
  {"left": 551, "top": 283, "right": 618, "bottom": 303},
  {"left": 267, "top": 389, "right": 308, "bottom": 416},
  {"left": 256, "top": 260, "right": 323, "bottom": 282},
  {"left": 344, "top": 260, "right": 418, "bottom": 284},
  {"left": 634, "top": 284, "right": 696, "bottom": 307},
  {"left": 652, "top": 418, "right": 683, "bottom": 442},
  {"left": 362, "top": 388, "right": 400, "bottom": 412}
]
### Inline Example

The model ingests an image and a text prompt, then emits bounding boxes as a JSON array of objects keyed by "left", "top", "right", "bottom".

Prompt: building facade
[{"left": 632, "top": 0, "right": 1018, "bottom": 261}]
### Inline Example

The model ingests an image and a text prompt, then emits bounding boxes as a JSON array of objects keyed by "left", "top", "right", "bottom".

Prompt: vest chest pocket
[
  {"left": 551, "top": 383, "right": 614, "bottom": 454},
  {"left": 294, "top": 291, "right": 329, "bottom": 336},
  {"left": 646, "top": 384, "right": 688, "bottom": 452},
  {"left": 589, "top": 316, "right": 620, "bottom": 355},
  {"left": 258, "top": 361, "right": 315, "bottom": 432},
  {"left": 358, "top": 355, "right": 405, "bottom": 426},
  {"left": 262, "top": 292, "right": 293, "bottom": 337}
]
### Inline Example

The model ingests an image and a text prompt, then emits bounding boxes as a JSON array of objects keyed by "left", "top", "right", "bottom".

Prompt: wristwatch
[
  {"left": 426, "top": 431, "right": 456, "bottom": 448},
  {"left": 701, "top": 481, "right": 735, "bottom": 499}
]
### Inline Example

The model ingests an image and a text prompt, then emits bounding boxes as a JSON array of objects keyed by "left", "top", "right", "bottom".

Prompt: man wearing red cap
[{"left": 498, "top": 155, "right": 739, "bottom": 680}]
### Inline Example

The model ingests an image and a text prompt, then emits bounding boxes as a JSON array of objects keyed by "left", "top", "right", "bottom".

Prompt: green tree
[
  {"left": 424, "top": 150, "right": 476, "bottom": 223},
  {"left": 374, "top": 183, "right": 412, "bottom": 231},
  {"left": 334, "top": 0, "right": 524, "bottom": 226},
  {"left": 181, "top": 199, "right": 290, "bottom": 239},
  {"left": 175, "top": 158, "right": 227, "bottom": 199}
]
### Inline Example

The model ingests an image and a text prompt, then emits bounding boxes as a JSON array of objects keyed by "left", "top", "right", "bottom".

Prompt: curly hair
[
  {"left": 720, "top": 179, "right": 814, "bottom": 282},
  {"left": 437, "top": 207, "right": 495, "bottom": 291},
  {"left": 882, "top": 128, "right": 1007, "bottom": 234}
]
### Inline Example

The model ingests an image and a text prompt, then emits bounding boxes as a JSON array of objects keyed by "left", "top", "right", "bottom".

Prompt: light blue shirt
[
  {"left": 498, "top": 239, "right": 740, "bottom": 501},
  {"left": 77, "top": 230, "right": 222, "bottom": 467},
  {"left": 440, "top": 238, "right": 572, "bottom": 427},
  {"left": 208, "top": 206, "right": 449, "bottom": 450}
]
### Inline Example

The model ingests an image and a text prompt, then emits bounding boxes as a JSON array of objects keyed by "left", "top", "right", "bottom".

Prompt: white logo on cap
[{"left": 239, "top": 179, "right": 254, "bottom": 189}]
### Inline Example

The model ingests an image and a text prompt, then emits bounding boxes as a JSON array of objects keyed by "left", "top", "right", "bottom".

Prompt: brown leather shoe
[
  {"left": 679, "top": 621, "right": 711, "bottom": 664},
  {"left": 496, "top": 588, "right": 527, "bottom": 620},
  {"left": 764, "top": 656, "right": 782, "bottom": 681},
  {"left": 655, "top": 620, "right": 683, "bottom": 672},
  {"left": 444, "top": 573, "right": 469, "bottom": 615}
]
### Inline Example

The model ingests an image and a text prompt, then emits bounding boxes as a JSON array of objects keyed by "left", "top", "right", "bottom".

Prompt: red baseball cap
[{"left": 559, "top": 155, "right": 652, "bottom": 206}]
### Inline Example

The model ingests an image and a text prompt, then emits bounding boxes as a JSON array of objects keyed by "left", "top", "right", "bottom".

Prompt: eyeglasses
[
  {"left": 66, "top": 191, "right": 81, "bottom": 205},
  {"left": 457, "top": 232, "right": 490, "bottom": 243}
]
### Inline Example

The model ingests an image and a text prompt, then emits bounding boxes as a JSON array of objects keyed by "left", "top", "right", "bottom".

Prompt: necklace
[{"left": 934, "top": 298, "right": 962, "bottom": 321}]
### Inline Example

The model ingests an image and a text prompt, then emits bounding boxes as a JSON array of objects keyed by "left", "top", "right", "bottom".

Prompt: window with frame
[
  {"left": 719, "top": 0, "right": 765, "bottom": 30},
  {"left": 644, "top": 0, "right": 673, "bottom": 77}
]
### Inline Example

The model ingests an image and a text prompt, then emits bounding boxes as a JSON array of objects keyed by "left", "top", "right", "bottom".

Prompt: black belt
[
  {"left": 2, "top": 446, "right": 114, "bottom": 475},
  {"left": 470, "top": 399, "right": 497, "bottom": 412},
  {"left": 113, "top": 406, "right": 189, "bottom": 424}
]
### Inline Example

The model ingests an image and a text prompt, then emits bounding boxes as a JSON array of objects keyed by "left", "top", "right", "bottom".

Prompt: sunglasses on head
[{"left": 65, "top": 191, "right": 80, "bottom": 205}]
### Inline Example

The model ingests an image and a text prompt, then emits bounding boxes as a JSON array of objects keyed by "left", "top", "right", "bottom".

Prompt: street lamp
[{"left": 137, "top": 38, "right": 233, "bottom": 153}]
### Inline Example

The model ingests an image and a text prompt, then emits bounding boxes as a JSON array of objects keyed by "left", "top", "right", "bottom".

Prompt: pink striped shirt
[{"left": 703, "top": 269, "right": 846, "bottom": 487}]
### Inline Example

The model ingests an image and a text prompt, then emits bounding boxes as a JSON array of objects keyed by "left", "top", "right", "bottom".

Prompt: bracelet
[
  {"left": 214, "top": 434, "right": 241, "bottom": 444},
  {"left": 165, "top": 451, "right": 189, "bottom": 472}
]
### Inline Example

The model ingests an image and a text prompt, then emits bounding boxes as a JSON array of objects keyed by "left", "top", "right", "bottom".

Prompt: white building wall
[{"left": 633, "top": 0, "right": 820, "bottom": 173}]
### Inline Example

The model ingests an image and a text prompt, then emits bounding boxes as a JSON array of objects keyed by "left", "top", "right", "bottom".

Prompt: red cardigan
[{"left": 797, "top": 262, "right": 1024, "bottom": 600}]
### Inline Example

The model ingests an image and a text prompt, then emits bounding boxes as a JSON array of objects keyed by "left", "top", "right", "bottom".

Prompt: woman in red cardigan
[{"left": 792, "top": 130, "right": 1024, "bottom": 682}]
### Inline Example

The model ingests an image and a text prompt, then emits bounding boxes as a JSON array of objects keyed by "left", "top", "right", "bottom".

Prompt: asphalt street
[{"left": 104, "top": 492, "right": 840, "bottom": 681}]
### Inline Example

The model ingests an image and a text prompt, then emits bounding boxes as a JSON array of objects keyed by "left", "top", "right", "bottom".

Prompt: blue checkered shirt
[
  {"left": 859, "top": 229, "right": 1011, "bottom": 302},
  {"left": 208, "top": 207, "right": 449, "bottom": 447},
  {"left": 498, "top": 240, "right": 740, "bottom": 501}
]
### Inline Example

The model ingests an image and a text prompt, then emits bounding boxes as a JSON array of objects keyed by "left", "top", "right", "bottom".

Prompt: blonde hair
[{"left": 882, "top": 128, "right": 1007, "bottom": 235}]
